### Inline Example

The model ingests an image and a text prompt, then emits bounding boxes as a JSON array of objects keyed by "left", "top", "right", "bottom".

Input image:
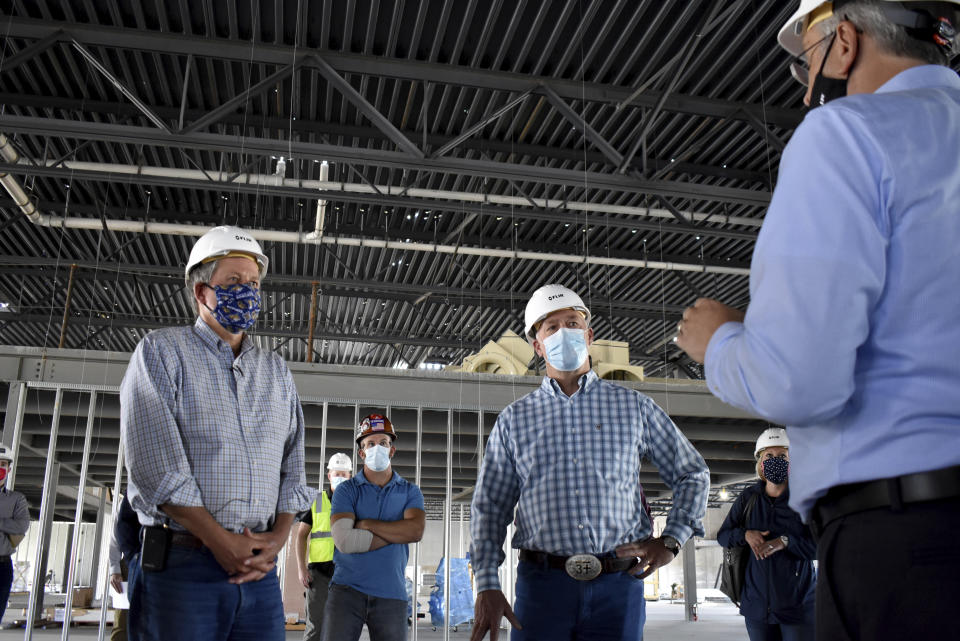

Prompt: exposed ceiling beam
[
  {"left": 1, "top": 313, "right": 485, "bottom": 350},
  {"left": 0, "top": 115, "right": 772, "bottom": 207},
  {"left": 0, "top": 94, "right": 769, "bottom": 184},
  {"left": 0, "top": 17, "right": 805, "bottom": 129},
  {"left": 0, "top": 255, "right": 689, "bottom": 323}
]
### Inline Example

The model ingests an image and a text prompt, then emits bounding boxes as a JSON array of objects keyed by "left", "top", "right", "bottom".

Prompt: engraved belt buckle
[{"left": 564, "top": 554, "right": 602, "bottom": 581}]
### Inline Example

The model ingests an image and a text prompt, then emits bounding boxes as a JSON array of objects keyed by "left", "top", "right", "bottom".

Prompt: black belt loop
[{"left": 887, "top": 478, "right": 904, "bottom": 512}]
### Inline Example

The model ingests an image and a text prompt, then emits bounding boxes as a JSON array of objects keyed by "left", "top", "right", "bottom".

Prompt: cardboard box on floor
[{"left": 72, "top": 587, "right": 94, "bottom": 608}]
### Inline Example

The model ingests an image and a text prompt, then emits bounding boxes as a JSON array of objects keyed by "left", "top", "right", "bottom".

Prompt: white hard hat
[
  {"left": 523, "top": 284, "right": 591, "bottom": 342},
  {"left": 755, "top": 428, "right": 789, "bottom": 459},
  {"left": 779, "top": 0, "right": 960, "bottom": 58},
  {"left": 327, "top": 453, "right": 353, "bottom": 472},
  {"left": 0, "top": 444, "right": 15, "bottom": 463},
  {"left": 185, "top": 226, "right": 269, "bottom": 281}
]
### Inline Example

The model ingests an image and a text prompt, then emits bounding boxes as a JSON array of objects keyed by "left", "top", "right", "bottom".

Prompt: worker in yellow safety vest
[{"left": 296, "top": 452, "right": 353, "bottom": 641}]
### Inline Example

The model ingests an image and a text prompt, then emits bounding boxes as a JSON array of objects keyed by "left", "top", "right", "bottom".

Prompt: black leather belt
[
  {"left": 170, "top": 532, "right": 204, "bottom": 549},
  {"left": 519, "top": 549, "right": 636, "bottom": 577},
  {"left": 812, "top": 464, "right": 960, "bottom": 531}
]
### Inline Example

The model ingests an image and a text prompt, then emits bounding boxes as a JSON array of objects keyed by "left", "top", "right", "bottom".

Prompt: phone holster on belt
[{"left": 140, "top": 525, "right": 171, "bottom": 572}]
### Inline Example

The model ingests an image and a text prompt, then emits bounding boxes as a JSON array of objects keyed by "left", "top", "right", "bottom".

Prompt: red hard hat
[{"left": 355, "top": 414, "right": 398, "bottom": 445}]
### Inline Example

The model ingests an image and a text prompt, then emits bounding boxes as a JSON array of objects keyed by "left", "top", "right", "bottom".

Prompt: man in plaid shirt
[{"left": 470, "top": 284, "right": 709, "bottom": 641}]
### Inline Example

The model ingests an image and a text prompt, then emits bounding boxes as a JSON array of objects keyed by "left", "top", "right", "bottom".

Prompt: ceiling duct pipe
[
  {"left": 0, "top": 134, "right": 40, "bottom": 224},
  {"left": 11, "top": 158, "right": 764, "bottom": 228},
  {"left": 0, "top": 147, "right": 751, "bottom": 277},
  {"left": 306, "top": 160, "right": 329, "bottom": 241}
]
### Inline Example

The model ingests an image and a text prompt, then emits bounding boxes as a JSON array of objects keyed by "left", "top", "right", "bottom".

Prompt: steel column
[
  {"left": 5, "top": 382, "right": 27, "bottom": 490},
  {"left": 96, "top": 443, "right": 125, "bottom": 641},
  {"left": 442, "top": 409, "right": 453, "bottom": 641},
  {"left": 682, "top": 539, "right": 699, "bottom": 622},
  {"left": 60, "top": 391, "right": 97, "bottom": 637},
  {"left": 88, "top": 490, "right": 106, "bottom": 588},
  {"left": 351, "top": 405, "right": 360, "bottom": 475},
  {"left": 24, "top": 387, "right": 63, "bottom": 638},
  {"left": 410, "top": 406, "right": 423, "bottom": 641},
  {"left": 318, "top": 402, "right": 328, "bottom": 488},
  {"left": 458, "top": 503, "right": 464, "bottom": 557}
]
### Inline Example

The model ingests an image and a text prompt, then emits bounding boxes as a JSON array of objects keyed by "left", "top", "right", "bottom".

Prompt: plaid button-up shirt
[
  {"left": 121, "top": 318, "right": 314, "bottom": 532},
  {"left": 471, "top": 370, "right": 710, "bottom": 591}
]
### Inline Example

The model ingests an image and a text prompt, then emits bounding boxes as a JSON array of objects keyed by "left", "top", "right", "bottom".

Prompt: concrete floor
[{"left": 0, "top": 601, "right": 750, "bottom": 640}]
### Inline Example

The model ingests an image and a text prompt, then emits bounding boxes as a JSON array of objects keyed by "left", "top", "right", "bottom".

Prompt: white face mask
[
  {"left": 329, "top": 476, "right": 348, "bottom": 491},
  {"left": 364, "top": 444, "right": 392, "bottom": 472}
]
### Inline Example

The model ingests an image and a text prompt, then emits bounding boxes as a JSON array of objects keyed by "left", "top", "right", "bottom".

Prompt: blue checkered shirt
[
  {"left": 470, "top": 370, "right": 710, "bottom": 591},
  {"left": 121, "top": 318, "right": 315, "bottom": 533}
]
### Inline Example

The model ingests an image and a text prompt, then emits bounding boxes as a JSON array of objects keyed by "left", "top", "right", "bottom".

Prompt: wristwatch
[
  {"left": 779, "top": 535, "right": 789, "bottom": 548},
  {"left": 660, "top": 535, "right": 681, "bottom": 557}
]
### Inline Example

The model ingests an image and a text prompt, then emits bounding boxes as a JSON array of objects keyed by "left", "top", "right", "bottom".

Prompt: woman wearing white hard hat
[{"left": 717, "top": 429, "right": 817, "bottom": 641}]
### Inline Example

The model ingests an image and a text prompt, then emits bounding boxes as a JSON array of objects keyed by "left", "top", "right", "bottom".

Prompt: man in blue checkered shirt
[
  {"left": 121, "top": 226, "right": 314, "bottom": 641},
  {"left": 470, "top": 284, "right": 710, "bottom": 641}
]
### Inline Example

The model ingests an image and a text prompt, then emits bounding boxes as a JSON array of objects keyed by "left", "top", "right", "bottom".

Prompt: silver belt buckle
[{"left": 564, "top": 554, "right": 602, "bottom": 581}]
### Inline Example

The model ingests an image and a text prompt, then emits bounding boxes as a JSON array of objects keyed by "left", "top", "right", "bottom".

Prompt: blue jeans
[
  {"left": 511, "top": 560, "right": 646, "bottom": 641},
  {"left": 0, "top": 557, "right": 12, "bottom": 622},
  {"left": 321, "top": 582, "right": 407, "bottom": 641},
  {"left": 745, "top": 618, "right": 816, "bottom": 641},
  {"left": 128, "top": 546, "right": 284, "bottom": 641}
]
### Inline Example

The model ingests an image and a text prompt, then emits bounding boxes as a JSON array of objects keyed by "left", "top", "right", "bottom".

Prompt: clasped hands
[
  {"left": 744, "top": 529, "right": 785, "bottom": 560},
  {"left": 208, "top": 527, "right": 286, "bottom": 584}
]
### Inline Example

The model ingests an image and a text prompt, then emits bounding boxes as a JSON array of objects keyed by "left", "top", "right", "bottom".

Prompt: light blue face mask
[
  {"left": 329, "top": 476, "right": 348, "bottom": 491},
  {"left": 542, "top": 328, "right": 589, "bottom": 371},
  {"left": 364, "top": 444, "right": 392, "bottom": 472}
]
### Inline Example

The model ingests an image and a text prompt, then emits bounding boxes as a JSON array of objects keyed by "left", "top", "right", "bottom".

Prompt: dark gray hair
[
  {"left": 816, "top": 1, "right": 952, "bottom": 66},
  {"left": 184, "top": 261, "right": 218, "bottom": 315}
]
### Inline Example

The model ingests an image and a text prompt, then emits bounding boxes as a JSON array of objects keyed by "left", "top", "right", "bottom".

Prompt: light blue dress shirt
[
  {"left": 705, "top": 66, "right": 960, "bottom": 520},
  {"left": 121, "top": 318, "right": 315, "bottom": 532},
  {"left": 470, "top": 370, "right": 710, "bottom": 592}
]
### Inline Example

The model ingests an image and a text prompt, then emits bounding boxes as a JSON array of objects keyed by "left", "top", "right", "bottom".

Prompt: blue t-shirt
[{"left": 330, "top": 469, "right": 425, "bottom": 600}]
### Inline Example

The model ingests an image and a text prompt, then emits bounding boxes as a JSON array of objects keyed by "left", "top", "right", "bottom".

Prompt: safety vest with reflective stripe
[{"left": 308, "top": 490, "right": 334, "bottom": 564}]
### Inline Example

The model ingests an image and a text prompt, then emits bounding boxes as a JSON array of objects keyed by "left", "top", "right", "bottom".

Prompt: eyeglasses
[{"left": 789, "top": 34, "right": 832, "bottom": 87}]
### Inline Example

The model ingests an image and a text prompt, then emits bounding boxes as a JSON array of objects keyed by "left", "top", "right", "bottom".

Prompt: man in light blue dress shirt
[
  {"left": 676, "top": 2, "right": 960, "bottom": 640},
  {"left": 121, "top": 225, "right": 314, "bottom": 641},
  {"left": 471, "top": 284, "right": 709, "bottom": 641}
]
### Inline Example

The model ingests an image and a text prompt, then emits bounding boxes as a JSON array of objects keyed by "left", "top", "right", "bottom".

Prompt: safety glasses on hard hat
[{"left": 789, "top": 33, "right": 832, "bottom": 86}]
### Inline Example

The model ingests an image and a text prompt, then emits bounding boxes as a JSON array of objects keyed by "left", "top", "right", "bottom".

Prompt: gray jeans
[
  {"left": 321, "top": 582, "right": 407, "bottom": 641},
  {"left": 304, "top": 566, "right": 333, "bottom": 641}
]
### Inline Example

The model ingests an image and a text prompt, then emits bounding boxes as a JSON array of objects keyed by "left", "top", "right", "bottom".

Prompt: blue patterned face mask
[
  {"left": 543, "top": 328, "right": 589, "bottom": 371},
  {"left": 762, "top": 456, "right": 789, "bottom": 485},
  {"left": 363, "top": 444, "right": 392, "bottom": 472},
  {"left": 203, "top": 283, "right": 261, "bottom": 334}
]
